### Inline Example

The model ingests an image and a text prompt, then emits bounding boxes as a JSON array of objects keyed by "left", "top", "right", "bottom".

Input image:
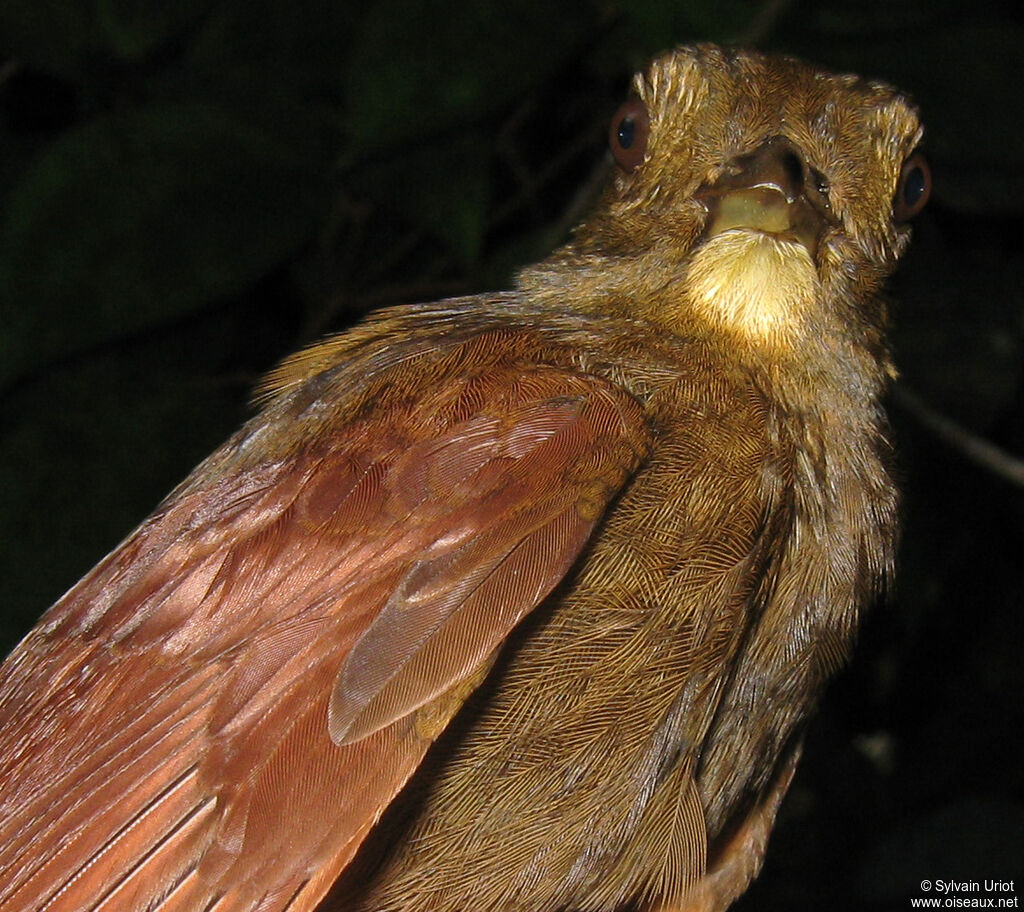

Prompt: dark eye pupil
[
  {"left": 617, "top": 116, "right": 636, "bottom": 150},
  {"left": 903, "top": 166, "right": 926, "bottom": 206}
]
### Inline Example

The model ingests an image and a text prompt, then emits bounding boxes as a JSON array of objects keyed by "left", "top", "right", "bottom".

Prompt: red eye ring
[
  {"left": 894, "top": 151, "right": 931, "bottom": 221},
  {"left": 609, "top": 98, "right": 650, "bottom": 173}
]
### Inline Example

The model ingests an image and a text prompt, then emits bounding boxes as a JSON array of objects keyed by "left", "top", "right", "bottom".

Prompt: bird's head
[{"left": 525, "top": 45, "right": 928, "bottom": 366}]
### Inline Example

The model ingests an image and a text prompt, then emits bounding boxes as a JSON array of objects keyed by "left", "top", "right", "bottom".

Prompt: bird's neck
[{"left": 518, "top": 248, "right": 893, "bottom": 428}]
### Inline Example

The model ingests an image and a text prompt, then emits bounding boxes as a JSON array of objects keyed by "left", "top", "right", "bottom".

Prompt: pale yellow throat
[
  {"left": 684, "top": 228, "right": 819, "bottom": 350},
  {"left": 680, "top": 182, "right": 822, "bottom": 350}
]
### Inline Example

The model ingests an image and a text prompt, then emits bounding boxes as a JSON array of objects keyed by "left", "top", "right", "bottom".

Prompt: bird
[{"left": 0, "top": 43, "right": 930, "bottom": 912}]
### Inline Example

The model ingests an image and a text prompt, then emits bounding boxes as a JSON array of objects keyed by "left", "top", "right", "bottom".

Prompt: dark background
[{"left": 1, "top": 0, "right": 1022, "bottom": 908}]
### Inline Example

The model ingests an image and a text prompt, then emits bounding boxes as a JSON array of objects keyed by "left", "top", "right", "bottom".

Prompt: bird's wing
[{"left": 0, "top": 360, "right": 651, "bottom": 912}]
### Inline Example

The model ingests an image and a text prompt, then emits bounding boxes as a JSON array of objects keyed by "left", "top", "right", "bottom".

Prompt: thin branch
[{"left": 893, "top": 385, "right": 1024, "bottom": 487}]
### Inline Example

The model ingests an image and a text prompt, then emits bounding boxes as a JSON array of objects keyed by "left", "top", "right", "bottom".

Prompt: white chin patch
[{"left": 683, "top": 229, "right": 819, "bottom": 348}]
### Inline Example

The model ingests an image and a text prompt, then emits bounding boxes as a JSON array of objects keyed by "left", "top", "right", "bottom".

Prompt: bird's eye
[
  {"left": 609, "top": 98, "right": 650, "bottom": 173},
  {"left": 894, "top": 151, "right": 931, "bottom": 221}
]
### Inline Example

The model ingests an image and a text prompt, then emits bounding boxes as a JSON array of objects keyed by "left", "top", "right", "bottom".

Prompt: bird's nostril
[{"left": 780, "top": 151, "right": 804, "bottom": 191}]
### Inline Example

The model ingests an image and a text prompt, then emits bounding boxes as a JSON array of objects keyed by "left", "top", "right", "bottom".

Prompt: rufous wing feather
[{"left": 0, "top": 359, "right": 651, "bottom": 912}]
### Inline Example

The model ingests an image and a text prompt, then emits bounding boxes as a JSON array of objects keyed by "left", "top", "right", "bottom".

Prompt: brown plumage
[{"left": 0, "top": 44, "right": 928, "bottom": 912}]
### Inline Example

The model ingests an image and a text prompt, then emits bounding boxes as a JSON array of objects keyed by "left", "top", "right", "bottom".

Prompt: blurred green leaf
[
  {"left": 0, "top": 323, "right": 248, "bottom": 653},
  {"left": 185, "top": 0, "right": 362, "bottom": 102},
  {"left": 358, "top": 132, "right": 490, "bottom": 265},
  {"left": 0, "top": 101, "right": 326, "bottom": 388},
  {"left": 0, "top": 0, "right": 97, "bottom": 77},
  {"left": 345, "top": 0, "right": 598, "bottom": 155},
  {"left": 0, "top": 0, "right": 212, "bottom": 74},
  {"left": 96, "top": 0, "right": 213, "bottom": 61}
]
